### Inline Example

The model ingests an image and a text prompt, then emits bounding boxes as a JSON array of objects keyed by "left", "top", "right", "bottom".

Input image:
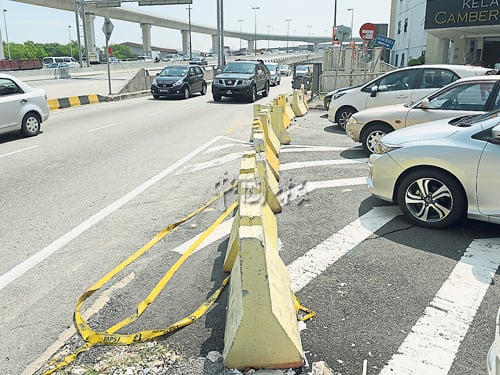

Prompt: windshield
[
  {"left": 159, "top": 66, "right": 188, "bottom": 77},
  {"left": 223, "top": 62, "right": 255, "bottom": 74},
  {"left": 266, "top": 64, "right": 277, "bottom": 70},
  {"left": 449, "top": 108, "right": 500, "bottom": 127}
]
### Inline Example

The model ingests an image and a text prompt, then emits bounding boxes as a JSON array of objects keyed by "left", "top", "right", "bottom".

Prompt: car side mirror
[
  {"left": 156, "top": 73, "right": 160, "bottom": 76},
  {"left": 370, "top": 85, "right": 378, "bottom": 97},
  {"left": 491, "top": 124, "right": 500, "bottom": 144},
  {"left": 420, "top": 98, "right": 430, "bottom": 109}
]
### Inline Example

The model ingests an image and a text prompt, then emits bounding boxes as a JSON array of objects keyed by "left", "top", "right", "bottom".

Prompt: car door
[
  {"left": 364, "top": 68, "right": 420, "bottom": 110},
  {"left": 404, "top": 80, "right": 496, "bottom": 127},
  {"left": 0, "top": 78, "right": 24, "bottom": 133},
  {"left": 476, "top": 123, "right": 500, "bottom": 217},
  {"left": 256, "top": 64, "right": 266, "bottom": 91},
  {"left": 410, "top": 68, "right": 461, "bottom": 102},
  {"left": 188, "top": 66, "right": 200, "bottom": 92}
]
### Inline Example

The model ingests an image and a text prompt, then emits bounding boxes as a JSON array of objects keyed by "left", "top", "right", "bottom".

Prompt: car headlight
[
  {"left": 333, "top": 92, "right": 346, "bottom": 100},
  {"left": 152, "top": 79, "right": 158, "bottom": 86},
  {"left": 242, "top": 79, "right": 252, "bottom": 85},
  {"left": 173, "top": 79, "right": 183, "bottom": 86},
  {"left": 375, "top": 141, "right": 402, "bottom": 154}
]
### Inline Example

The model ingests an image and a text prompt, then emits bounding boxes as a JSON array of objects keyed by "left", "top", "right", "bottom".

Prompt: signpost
[
  {"left": 374, "top": 34, "right": 395, "bottom": 49},
  {"left": 102, "top": 17, "right": 114, "bottom": 94},
  {"left": 359, "top": 22, "right": 377, "bottom": 41}
]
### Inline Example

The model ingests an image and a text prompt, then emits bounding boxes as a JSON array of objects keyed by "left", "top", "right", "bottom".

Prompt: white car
[
  {"left": 328, "top": 64, "right": 495, "bottom": 129},
  {"left": 0, "top": 73, "right": 49, "bottom": 137},
  {"left": 368, "top": 109, "right": 500, "bottom": 228},
  {"left": 346, "top": 75, "right": 500, "bottom": 154}
]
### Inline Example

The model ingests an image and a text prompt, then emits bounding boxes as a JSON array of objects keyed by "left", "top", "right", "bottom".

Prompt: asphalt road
[{"left": 0, "top": 79, "right": 499, "bottom": 375}]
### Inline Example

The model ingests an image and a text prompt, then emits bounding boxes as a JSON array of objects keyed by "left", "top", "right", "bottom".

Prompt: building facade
[{"left": 390, "top": 0, "right": 500, "bottom": 68}]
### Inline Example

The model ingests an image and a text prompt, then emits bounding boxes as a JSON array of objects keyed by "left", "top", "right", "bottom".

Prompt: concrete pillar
[
  {"left": 85, "top": 13, "right": 96, "bottom": 54},
  {"left": 140, "top": 23, "right": 152, "bottom": 57},
  {"left": 248, "top": 40, "right": 255, "bottom": 54},
  {"left": 425, "top": 34, "right": 450, "bottom": 64},
  {"left": 181, "top": 29, "right": 191, "bottom": 55},
  {"left": 211, "top": 34, "right": 218, "bottom": 55}
]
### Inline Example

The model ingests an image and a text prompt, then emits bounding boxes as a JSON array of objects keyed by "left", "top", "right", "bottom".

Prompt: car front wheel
[
  {"left": 21, "top": 112, "right": 41, "bottom": 137},
  {"left": 248, "top": 85, "right": 257, "bottom": 103},
  {"left": 262, "top": 81, "right": 269, "bottom": 97},
  {"left": 361, "top": 123, "right": 393, "bottom": 154},
  {"left": 335, "top": 106, "right": 356, "bottom": 130},
  {"left": 396, "top": 169, "right": 466, "bottom": 229},
  {"left": 182, "top": 86, "right": 191, "bottom": 99}
]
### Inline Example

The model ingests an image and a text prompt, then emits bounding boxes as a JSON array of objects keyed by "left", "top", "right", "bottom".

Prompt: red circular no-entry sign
[{"left": 359, "top": 23, "right": 377, "bottom": 41}]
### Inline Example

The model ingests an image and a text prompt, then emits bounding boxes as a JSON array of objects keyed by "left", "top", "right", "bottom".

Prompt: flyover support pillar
[
  {"left": 181, "top": 29, "right": 191, "bottom": 56},
  {"left": 211, "top": 34, "right": 218, "bottom": 56},
  {"left": 140, "top": 23, "right": 152, "bottom": 57},
  {"left": 85, "top": 13, "right": 96, "bottom": 56},
  {"left": 248, "top": 40, "right": 255, "bottom": 54}
]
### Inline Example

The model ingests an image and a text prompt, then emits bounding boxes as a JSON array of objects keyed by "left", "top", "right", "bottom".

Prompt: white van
[{"left": 42, "top": 56, "right": 79, "bottom": 68}]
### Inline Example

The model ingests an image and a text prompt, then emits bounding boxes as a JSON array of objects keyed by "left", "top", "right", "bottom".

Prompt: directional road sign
[{"left": 374, "top": 34, "right": 395, "bottom": 49}]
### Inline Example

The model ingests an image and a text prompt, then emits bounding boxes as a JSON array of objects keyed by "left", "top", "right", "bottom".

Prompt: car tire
[
  {"left": 396, "top": 169, "right": 466, "bottom": 229},
  {"left": 213, "top": 94, "right": 222, "bottom": 102},
  {"left": 21, "top": 112, "right": 41, "bottom": 137},
  {"left": 182, "top": 86, "right": 191, "bottom": 99},
  {"left": 200, "top": 83, "right": 207, "bottom": 95},
  {"left": 361, "top": 123, "right": 393, "bottom": 154},
  {"left": 248, "top": 85, "right": 257, "bottom": 103},
  {"left": 262, "top": 81, "right": 269, "bottom": 97},
  {"left": 335, "top": 106, "right": 356, "bottom": 130}
]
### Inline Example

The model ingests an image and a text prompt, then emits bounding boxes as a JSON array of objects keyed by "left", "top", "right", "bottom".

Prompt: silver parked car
[
  {"left": 0, "top": 73, "right": 50, "bottom": 137},
  {"left": 265, "top": 63, "right": 281, "bottom": 86},
  {"left": 368, "top": 109, "right": 500, "bottom": 229},
  {"left": 346, "top": 75, "right": 500, "bottom": 154},
  {"left": 328, "top": 64, "right": 495, "bottom": 129}
]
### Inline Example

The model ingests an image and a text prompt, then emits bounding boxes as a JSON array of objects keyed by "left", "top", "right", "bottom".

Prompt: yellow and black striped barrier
[{"left": 48, "top": 94, "right": 108, "bottom": 111}]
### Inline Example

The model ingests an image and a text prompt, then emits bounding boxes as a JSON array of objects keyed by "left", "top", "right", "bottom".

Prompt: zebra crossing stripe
[
  {"left": 380, "top": 238, "right": 500, "bottom": 375},
  {"left": 287, "top": 206, "right": 401, "bottom": 292}
]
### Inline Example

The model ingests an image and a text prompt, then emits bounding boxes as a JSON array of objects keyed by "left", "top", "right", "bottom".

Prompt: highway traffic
[{"left": 0, "top": 77, "right": 498, "bottom": 374}]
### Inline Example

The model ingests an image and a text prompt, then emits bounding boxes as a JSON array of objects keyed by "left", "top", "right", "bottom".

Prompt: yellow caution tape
[
  {"left": 43, "top": 185, "right": 237, "bottom": 374},
  {"left": 293, "top": 294, "right": 316, "bottom": 322}
]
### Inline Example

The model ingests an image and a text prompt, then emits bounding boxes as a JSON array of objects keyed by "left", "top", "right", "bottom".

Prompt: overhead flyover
[{"left": 13, "top": 0, "right": 334, "bottom": 55}]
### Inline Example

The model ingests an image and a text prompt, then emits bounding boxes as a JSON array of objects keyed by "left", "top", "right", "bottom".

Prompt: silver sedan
[{"left": 368, "top": 110, "right": 500, "bottom": 229}]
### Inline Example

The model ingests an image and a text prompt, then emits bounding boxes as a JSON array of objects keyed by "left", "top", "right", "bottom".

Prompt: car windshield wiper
[{"left": 449, "top": 114, "right": 478, "bottom": 127}]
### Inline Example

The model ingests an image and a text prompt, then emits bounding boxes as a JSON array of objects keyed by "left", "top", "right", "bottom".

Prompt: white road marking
[
  {"left": 288, "top": 206, "right": 401, "bottom": 292},
  {"left": 0, "top": 136, "right": 224, "bottom": 292},
  {"left": 379, "top": 238, "right": 500, "bottom": 375},
  {"left": 281, "top": 146, "right": 350, "bottom": 153},
  {"left": 281, "top": 159, "right": 368, "bottom": 171},
  {"left": 204, "top": 144, "right": 248, "bottom": 154},
  {"left": 147, "top": 111, "right": 161, "bottom": 116},
  {"left": 175, "top": 152, "right": 243, "bottom": 174},
  {"left": 0, "top": 145, "right": 40, "bottom": 159},
  {"left": 171, "top": 218, "right": 234, "bottom": 254},
  {"left": 89, "top": 123, "right": 116, "bottom": 132}
]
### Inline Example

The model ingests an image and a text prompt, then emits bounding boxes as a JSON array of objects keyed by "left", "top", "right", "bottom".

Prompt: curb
[{"left": 48, "top": 90, "right": 151, "bottom": 111}]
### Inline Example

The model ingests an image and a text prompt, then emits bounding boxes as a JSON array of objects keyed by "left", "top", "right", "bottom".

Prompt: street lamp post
[
  {"left": 251, "top": 6, "right": 259, "bottom": 56},
  {"left": 68, "top": 25, "right": 73, "bottom": 58},
  {"left": 347, "top": 8, "right": 354, "bottom": 42},
  {"left": 267, "top": 24, "right": 271, "bottom": 49},
  {"left": 238, "top": 19, "right": 243, "bottom": 52},
  {"left": 187, "top": 5, "right": 192, "bottom": 60},
  {"left": 285, "top": 18, "right": 291, "bottom": 51},
  {"left": 3, "top": 9, "right": 10, "bottom": 59},
  {"left": 307, "top": 25, "right": 312, "bottom": 50}
]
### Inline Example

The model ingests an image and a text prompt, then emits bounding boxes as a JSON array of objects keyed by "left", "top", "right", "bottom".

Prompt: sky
[{"left": 1, "top": 0, "right": 392, "bottom": 53}]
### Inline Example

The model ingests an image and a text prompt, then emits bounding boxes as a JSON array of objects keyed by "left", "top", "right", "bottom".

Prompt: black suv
[{"left": 212, "top": 59, "right": 271, "bottom": 102}]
